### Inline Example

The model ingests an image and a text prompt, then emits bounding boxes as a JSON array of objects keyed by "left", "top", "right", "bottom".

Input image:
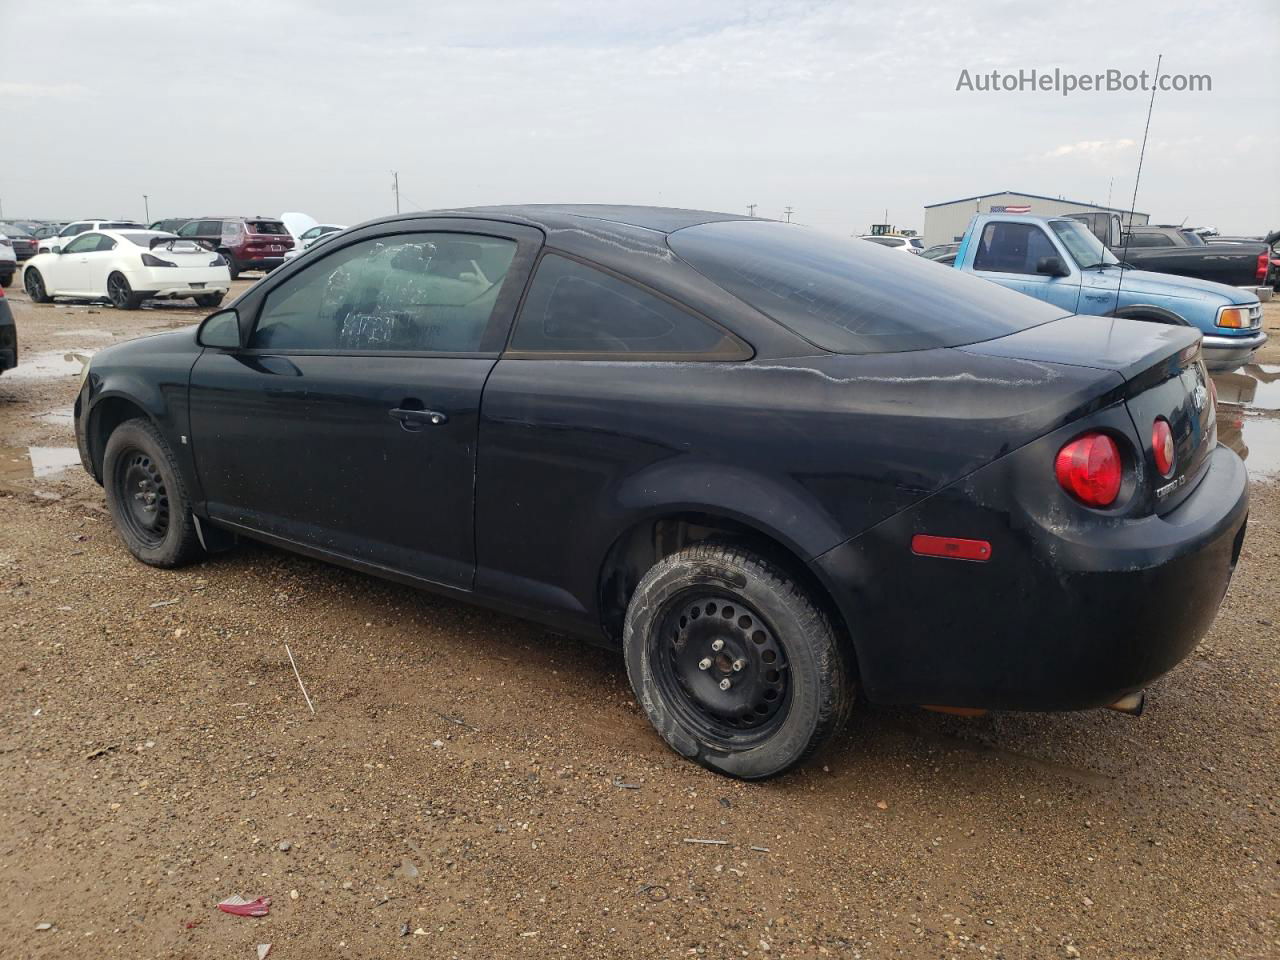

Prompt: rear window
[
  {"left": 668, "top": 220, "right": 1068, "bottom": 355},
  {"left": 102, "top": 221, "right": 143, "bottom": 230},
  {"left": 247, "top": 220, "right": 289, "bottom": 235}
]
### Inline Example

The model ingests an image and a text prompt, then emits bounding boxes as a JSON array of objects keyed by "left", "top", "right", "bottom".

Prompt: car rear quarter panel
[{"left": 475, "top": 348, "right": 1126, "bottom": 640}]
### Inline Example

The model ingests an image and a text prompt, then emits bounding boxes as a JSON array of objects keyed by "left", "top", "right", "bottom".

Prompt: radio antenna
[{"left": 1114, "top": 53, "right": 1162, "bottom": 313}]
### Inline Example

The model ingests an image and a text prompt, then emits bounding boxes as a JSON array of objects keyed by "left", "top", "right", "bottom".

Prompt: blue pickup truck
[{"left": 953, "top": 213, "right": 1266, "bottom": 370}]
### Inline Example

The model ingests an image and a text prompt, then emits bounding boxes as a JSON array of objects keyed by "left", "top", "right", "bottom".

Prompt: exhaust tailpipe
[{"left": 1107, "top": 691, "right": 1145, "bottom": 716}]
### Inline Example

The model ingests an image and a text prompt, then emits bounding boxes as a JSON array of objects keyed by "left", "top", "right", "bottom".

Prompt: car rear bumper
[
  {"left": 1201, "top": 330, "right": 1267, "bottom": 370},
  {"left": 126, "top": 266, "right": 231, "bottom": 297},
  {"left": 813, "top": 440, "right": 1248, "bottom": 712}
]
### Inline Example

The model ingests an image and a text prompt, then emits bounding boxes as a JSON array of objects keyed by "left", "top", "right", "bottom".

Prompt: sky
[{"left": 1, "top": 0, "right": 1277, "bottom": 236}]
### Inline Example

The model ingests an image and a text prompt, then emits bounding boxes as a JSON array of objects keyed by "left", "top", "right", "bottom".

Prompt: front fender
[{"left": 1108, "top": 303, "right": 1190, "bottom": 325}]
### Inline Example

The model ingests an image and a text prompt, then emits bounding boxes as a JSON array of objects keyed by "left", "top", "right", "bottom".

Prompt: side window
[
  {"left": 250, "top": 232, "right": 518, "bottom": 353},
  {"left": 95, "top": 235, "right": 118, "bottom": 252},
  {"left": 508, "top": 254, "right": 739, "bottom": 357},
  {"left": 1126, "top": 232, "right": 1174, "bottom": 248},
  {"left": 178, "top": 221, "right": 202, "bottom": 237},
  {"left": 61, "top": 222, "right": 89, "bottom": 237},
  {"left": 63, "top": 232, "right": 102, "bottom": 254},
  {"left": 973, "top": 223, "right": 1059, "bottom": 275}
]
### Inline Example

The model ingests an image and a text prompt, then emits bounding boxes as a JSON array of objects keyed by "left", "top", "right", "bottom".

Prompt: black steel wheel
[
  {"left": 624, "top": 542, "right": 853, "bottom": 779},
  {"left": 103, "top": 419, "right": 205, "bottom": 567},
  {"left": 194, "top": 292, "right": 225, "bottom": 309},
  {"left": 652, "top": 592, "right": 792, "bottom": 746},
  {"left": 24, "top": 267, "right": 51, "bottom": 303}
]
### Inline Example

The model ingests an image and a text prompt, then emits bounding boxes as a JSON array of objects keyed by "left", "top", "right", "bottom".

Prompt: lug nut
[
  {"left": 719, "top": 678, "right": 732, "bottom": 691},
  {"left": 732, "top": 659, "right": 746, "bottom": 672},
  {"left": 710, "top": 639, "right": 724, "bottom": 652},
  {"left": 697, "top": 658, "right": 712, "bottom": 671}
]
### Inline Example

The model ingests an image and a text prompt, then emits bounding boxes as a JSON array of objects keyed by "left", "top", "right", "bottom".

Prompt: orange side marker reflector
[{"left": 911, "top": 534, "right": 992, "bottom": 562}]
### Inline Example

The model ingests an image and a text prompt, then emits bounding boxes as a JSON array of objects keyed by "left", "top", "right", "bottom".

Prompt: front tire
[
  {"left": 194, "top": 292, "right": 225, "bottom": 309},
  {"left": 624, "top": 542, "right": 853, "bottom": 779},
  {"left": 24, "top": 267, "right": 51, "bottom": 302},
  {"left": 103, "top": 419, "right": 204, "bottom": 567},
  {"left": 107, "top": 272, "right": 145, "bottom": 310}
]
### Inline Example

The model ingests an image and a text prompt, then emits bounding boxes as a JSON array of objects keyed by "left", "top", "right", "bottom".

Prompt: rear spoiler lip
[
  {"left": 959, "top": 315, "right": 1202, "bottom": 384},
  {"left": 149, "top": 236, "right": 217, "bottom": 252}
]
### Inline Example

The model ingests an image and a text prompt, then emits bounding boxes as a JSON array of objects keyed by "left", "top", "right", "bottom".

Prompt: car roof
[{"left": 438, "top": 204, "right": 753, "bottom": 235}]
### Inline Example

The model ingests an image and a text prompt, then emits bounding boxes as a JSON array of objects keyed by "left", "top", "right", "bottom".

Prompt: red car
[{"left": 176, "top": 217, "right": 294, "bottom": 279}]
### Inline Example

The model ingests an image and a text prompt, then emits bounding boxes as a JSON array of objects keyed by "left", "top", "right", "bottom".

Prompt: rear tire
[
  {"left": 0, "top": 271, "right": 11, "bottom": 288},
  {"left": 107, "top": 272, "right": 145, "bottom": 310},
  {"left": 103, "top": 418, "right": 204, "bottom": 568},
  {"left": 220, "top": 251, "right": 240, "bottom": 280},
  {"left": 194, "top": 292, "right": 225, "bottom": 309},
  {"left": 24, "top": 267, "right": 51, "bottom": 303},
  {"left": 624, "top": 542, "right": 853, "bottom": 779}
]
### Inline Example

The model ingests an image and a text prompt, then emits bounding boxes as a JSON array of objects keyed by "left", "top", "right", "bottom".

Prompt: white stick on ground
[{"left": 284, "top": 643, "right": 316, "bottom": 715}]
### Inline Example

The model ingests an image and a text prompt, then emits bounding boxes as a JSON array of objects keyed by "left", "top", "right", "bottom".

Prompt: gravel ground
[{"left": 1, "top": 280, "right": 1277, "bottom": 959}]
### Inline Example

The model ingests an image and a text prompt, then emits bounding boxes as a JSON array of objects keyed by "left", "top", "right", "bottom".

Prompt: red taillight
[
  {"left": 1258, "top": 251, "right": 1269, "bottom": 283},
  {"left": 1152, "top": 418, "right": 1175, "bottom": 477},
  {"left": 1055, "top": 432, "right": 1122, "bottom": 507}
]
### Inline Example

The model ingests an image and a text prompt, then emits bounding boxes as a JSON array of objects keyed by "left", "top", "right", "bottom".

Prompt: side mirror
[
  {"left": 197, "top": 308, "right": 242, "bottom": 349},
  {"left": 1036, "top": 256, "right": 1070, "bottom": 278},
  {"left": 51, "top": 246, "right": 62, "bottom": 255}
]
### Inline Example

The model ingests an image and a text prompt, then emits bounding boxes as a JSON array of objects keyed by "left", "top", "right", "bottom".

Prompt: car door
[
  {"left": 971, "top": 221, "right": 1081, "bottom": 312},
  {"left": 188, "top": 218, "right": 542, "bottom": 588},
  {"left": 49, "top": 231, "right": 102, "bottom": 293},
  {"left": 83, "top": 233, "right": 120, "bottom": 294}
]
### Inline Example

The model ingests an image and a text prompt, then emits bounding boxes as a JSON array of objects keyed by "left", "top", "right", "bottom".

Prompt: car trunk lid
[{"left": 962, "top": 314, "right": 1214, "bottom": 514}]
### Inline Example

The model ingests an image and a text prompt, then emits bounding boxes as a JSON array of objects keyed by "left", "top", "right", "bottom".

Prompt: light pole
[
  {"left": 784, "top": 206, "right": 794, "bottom": 223},
  {"left": 143, "top": 194, "right": 150, "bottom": 222},
  {"left": 391, "top": 171, "right": 400, "bottom": 214},
  {"left": 747, "top": 203, "right": 757, "bottom": 217}
]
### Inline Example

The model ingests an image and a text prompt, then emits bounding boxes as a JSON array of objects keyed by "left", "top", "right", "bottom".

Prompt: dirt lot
[{"left": 1, "top": 279, "right": 1277, "bottom": 960}]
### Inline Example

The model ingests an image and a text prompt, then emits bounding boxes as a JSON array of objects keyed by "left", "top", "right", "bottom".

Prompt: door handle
[{"left": 389, "top": 407, "right": 447, "bottom": 430}]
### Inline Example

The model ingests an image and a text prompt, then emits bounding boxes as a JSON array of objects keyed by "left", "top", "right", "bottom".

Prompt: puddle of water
[
  {"left": 1212, "top": 365, "right": 1280, "bottom": 479},
  {"left": 0, "top": 445, "right": 80, "bottom": 481},
  {"left": 2, "top": 350, "right": 94, "bottom": 381}
]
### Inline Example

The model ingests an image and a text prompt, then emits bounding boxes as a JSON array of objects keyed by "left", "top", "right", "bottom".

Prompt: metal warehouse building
[{"left": 922, "top": 191, "right": 1149, "bottom": 247}]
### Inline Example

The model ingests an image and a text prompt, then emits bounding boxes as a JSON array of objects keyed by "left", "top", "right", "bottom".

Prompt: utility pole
[
  {"left": 391, "top": 170, "right": 400, "bottom": 214},
  {"left": 747, "top": 203, "right": 757, "bottom": 217},
  {"left": 143, "top": 194, "right": 150, "bottom": 222},
  {"left": 783, "top": 206, "right": 794, "bottom": 223}
]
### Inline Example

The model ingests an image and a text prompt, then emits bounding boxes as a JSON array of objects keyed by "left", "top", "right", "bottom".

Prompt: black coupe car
[{"left": 73, "top": 205, "right": 1248, "bottom": 778}]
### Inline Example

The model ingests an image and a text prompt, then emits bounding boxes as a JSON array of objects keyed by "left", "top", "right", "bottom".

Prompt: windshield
[
  {"left": 669, "top": 220, "right": 1067, "bottom": 355},
  {"left": 1180, "top": 230, "right": 1206, "bottom": 246},
  {"left": 1049, "top": 220, "right": 1119, "bottom": 269}
]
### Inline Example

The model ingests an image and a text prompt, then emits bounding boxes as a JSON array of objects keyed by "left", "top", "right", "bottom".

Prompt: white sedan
[
  {"left": 283, "top": 223, "right": 348, "bottom": 261},
  {"left": 22, "top": 229, "right": 231, "bottom": 309}
]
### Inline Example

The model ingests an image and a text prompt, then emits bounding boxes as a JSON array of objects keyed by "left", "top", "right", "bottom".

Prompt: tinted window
[
  {"left": 668, "top": 220, "right": 1067, "bottom": 355},
  {"left": 62, "top": 233, "right": 102, "bottom": 254},
  {"left": 1180, "top": 231, "right": 1205, "bottom": 246},
  {"left": 178, "top": 221, "right": 202, "bottom": 237},
  {"left": 247, "top": 220, "right": 289, "bottom": 235},
  {"left": 60, "top": 223, "right": 89, "bottom": 237},
  {"left": 863, "top": 237, "right": 901, "bottom": 247},
  {"left": 1125, "top": 232, "right": 1175, "bottom": 248},
  {"left": 973, "top": 222, "right": 1059, "bottom": 274},
  {"left": 102, "top": 221, "right": 142, "bottom": 230},
  {"left": 251, "top": 232, "right": 517, "bottom": 353},
  {"left": 509, "top": 254, "right": 739, "bottom": 357}
]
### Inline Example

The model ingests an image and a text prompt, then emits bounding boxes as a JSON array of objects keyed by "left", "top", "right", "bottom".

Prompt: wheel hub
[
  {"left": 662, "top": 595, "right": 789, "bottom": 733},
  {"left": 119, "top": 451, "right": 169, "bottom": 543}
]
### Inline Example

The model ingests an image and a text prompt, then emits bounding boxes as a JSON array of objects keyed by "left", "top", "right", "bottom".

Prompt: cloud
[{"left": 1041, "top": 139, "right": 1136, "bottom": 159}]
